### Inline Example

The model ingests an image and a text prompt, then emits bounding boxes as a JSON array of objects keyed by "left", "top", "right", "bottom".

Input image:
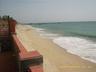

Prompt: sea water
[{"left": 31, "top": 21, "right": 96, "bottom": 63}]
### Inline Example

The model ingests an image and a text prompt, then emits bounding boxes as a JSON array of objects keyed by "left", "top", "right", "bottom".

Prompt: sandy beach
[{"left": 16, "top": 24, "right": 96, "bottom": 72}]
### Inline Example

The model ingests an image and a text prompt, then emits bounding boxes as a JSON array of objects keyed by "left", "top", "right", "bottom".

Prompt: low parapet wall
[
  {"left": 0, "top": 16, "right": 43, "bottom": 72},
  {"left": 12, "top": 34, "right": 43, "bottom": 72},
  {"left": 28, "top": 65, "right": 43, "bottom": 72}
]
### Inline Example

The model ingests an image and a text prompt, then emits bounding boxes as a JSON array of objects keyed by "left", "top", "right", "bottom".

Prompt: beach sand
[{"left": 16, "top": 24, "right": 96, "bottom": 72}]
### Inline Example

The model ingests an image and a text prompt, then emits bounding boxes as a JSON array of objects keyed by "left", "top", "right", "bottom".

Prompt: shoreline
[
  {"left": 16, "top": 24, "right": 96, "bottom": 72},
  {"left": 29, "top": 25, "right": 96, "bottom": 64}
]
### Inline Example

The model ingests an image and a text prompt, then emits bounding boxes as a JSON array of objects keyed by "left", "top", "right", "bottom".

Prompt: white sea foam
[
  {"left": 32, "top": 27, "right": 45, "bottom": 32},
  {"left": 33, "top": 27, "right": 59, "bottom": 39},
  {"left": 40, "top": 33, "right": 59, "bottom": 39},
  {"left": 53, "top": 37, "right": 96, "bottom": 63},
  {"left": 32, "top": 26, "right": 96, "bottom": 63}
]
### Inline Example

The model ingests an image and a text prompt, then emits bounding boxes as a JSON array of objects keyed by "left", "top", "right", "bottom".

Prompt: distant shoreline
[{"left": 26, "top": 21, "right": 96, "bottom": 25}]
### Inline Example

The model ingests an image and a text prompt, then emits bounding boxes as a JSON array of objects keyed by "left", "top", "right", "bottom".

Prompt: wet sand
[{"left": 16, "top": 24, "right": 96, "bottom": 72}]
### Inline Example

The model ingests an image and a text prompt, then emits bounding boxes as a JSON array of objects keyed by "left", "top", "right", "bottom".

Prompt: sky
[{"left": 0, "top": 0, "right": 96, "bottom": 23}]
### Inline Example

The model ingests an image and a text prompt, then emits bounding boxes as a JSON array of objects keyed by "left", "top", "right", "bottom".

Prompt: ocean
[{"left": 31, "top": 21, "right": 96, "bottom": 63}]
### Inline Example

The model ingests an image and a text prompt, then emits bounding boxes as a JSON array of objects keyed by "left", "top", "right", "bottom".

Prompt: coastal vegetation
[{"left": 0, "top": 15, "right": 13, "bottom": 20}]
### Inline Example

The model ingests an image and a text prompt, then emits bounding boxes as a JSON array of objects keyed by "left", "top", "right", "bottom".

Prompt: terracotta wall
[{"left": 12, "top": 35, "right": 43, "bottom": 72}]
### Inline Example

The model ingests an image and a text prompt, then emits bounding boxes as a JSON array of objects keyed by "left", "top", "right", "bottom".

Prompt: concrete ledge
[
  {"left": 12, "top": 34, "right": 43, "bottom": 72},
  {"left": 28, "top": 65, "right": 43, "bottom": 72}
]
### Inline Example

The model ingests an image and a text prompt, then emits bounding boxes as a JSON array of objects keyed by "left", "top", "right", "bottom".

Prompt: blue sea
[{"left": 31, "top": 21, "right": 96, "bottom": 63}]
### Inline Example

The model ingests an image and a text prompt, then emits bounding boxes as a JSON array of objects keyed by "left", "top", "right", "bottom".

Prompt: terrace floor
[{"left": 0, "top": 51, "right": 18, "bottom": 72}]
